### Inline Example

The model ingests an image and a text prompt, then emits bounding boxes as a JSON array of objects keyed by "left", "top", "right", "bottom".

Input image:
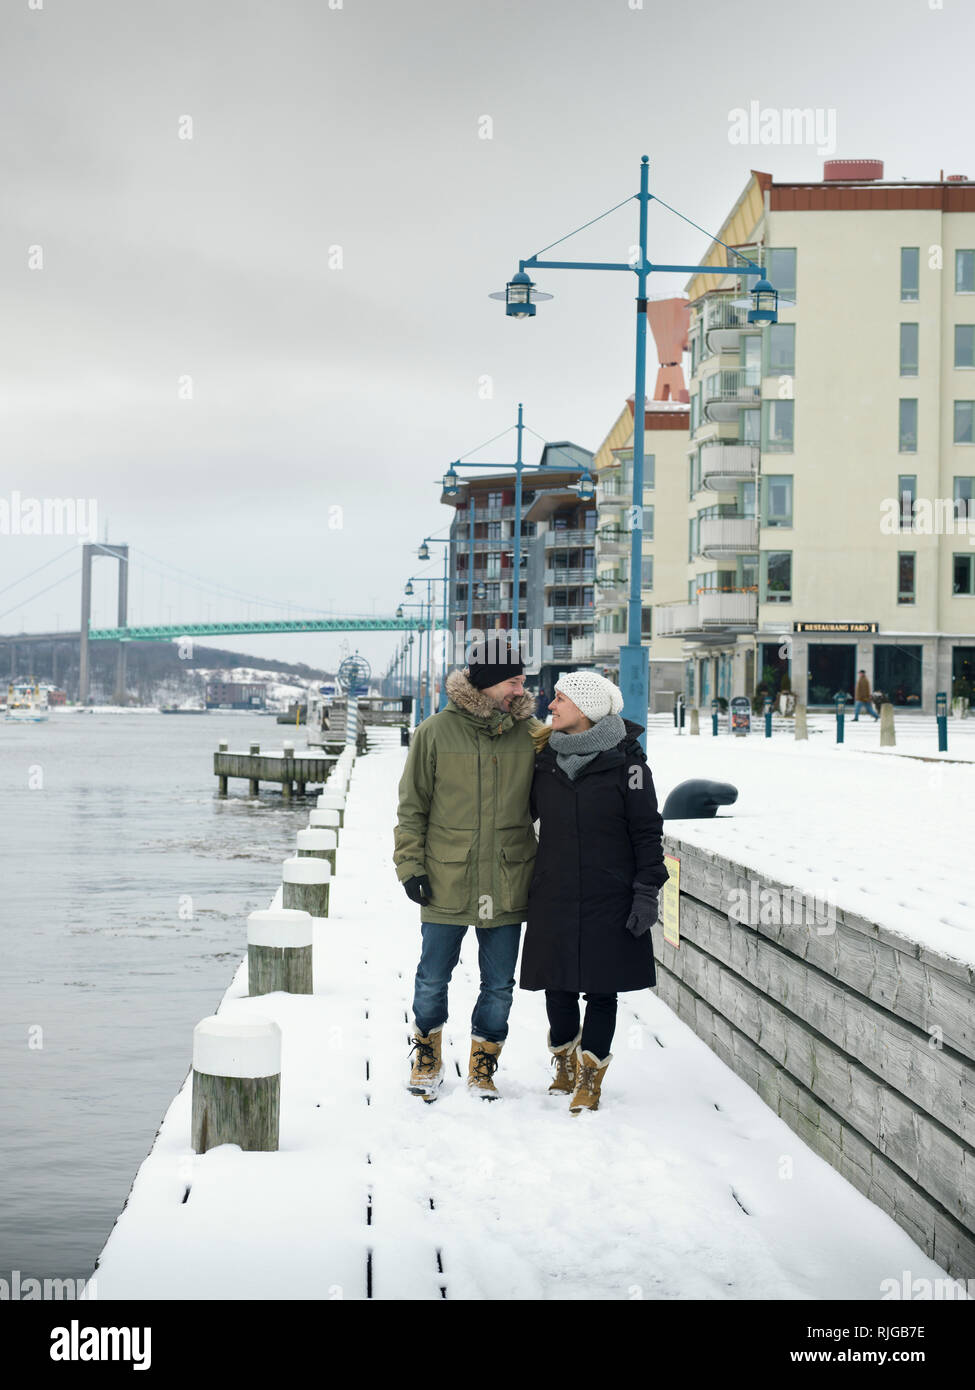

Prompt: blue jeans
[
  {"left": 852, "top": 701, "right": 878, "bottom": 720},
  {"left": 412, "top": 922, "right": 522, "bottom": 1044}
]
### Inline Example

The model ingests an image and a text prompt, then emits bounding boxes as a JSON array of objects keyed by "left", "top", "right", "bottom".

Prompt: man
[
  {"left": 853, "top": 669, "right": 879, "bottom": 721},
  {"left": 393, "top": 635, "right": 538, "bottom": 1102}
]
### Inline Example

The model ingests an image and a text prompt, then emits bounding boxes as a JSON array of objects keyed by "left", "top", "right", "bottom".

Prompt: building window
[
  {"left": 898, "top": 474, "right": 917, "bottom": 530},
  {"left": 642, "top": 505, "right": 654, "bottom": 539},
  {"left": 641, "top": 556, "right": 654, "bottom": 590},
  {"left": 954, "top": 401, "right": 975, "bottom": 445},
  {"left": 644, "top": 455, "right": 655, "bottom": 489},
  {"left": 487, "top": 521, "right": 501, "bottom": 540},
  {"left": 486, "top": 491, "right": 503, "bottom": 509},
  {"left": 762, "top": 551, "right": 792, "bottom": 603},
  {"left": 584, "top": 511, "right": 597, "bottom": 531},
  {"left": 742, "top": 408, "right": 761, "bottom": 445},
  {"left": 688, "top": 516, "right": 698, "bottom": 561},
  {"left": 898, "top": 552, "right": 916, "bottom": 604},
  {"left": 768, "top": 323, "right": 795, "bottom": 374},
  {"left": 954, "top": 476, "right": 975, "bottom": 520},
  {"left": 455, "top": 583, "right": 467, "bottom": 603},
  {"left": 956, "top": 250, "right": 975, "bottom": 294},
  {"left": 900, "top": 323, "right": 919, "bottom": 376},
  {"left": 955, "top": 554, "right": 975, "bottom": 594},
  {"left": 765, "top": 248, "right": 796, "bottom": 301},
  {"left": 899, "top": 399, "right": 918, "bottom": 452},
  {"left": 764, "top": 399, "right": 794, "bottom": 452},
  {"left": 955, "top": 325, "right": 975, "bottom": 369},
  {"left": 485, "top": 553, "right": 500, "bottom": 579},
  {"left": 764, "top": 475, "right": 793, "bottom": 527},
  {"left": 690, "top": 394, "right": 699, "bottom": 433},
  {"left": 901, "top": 247, "right": 920, "bottom": 301}
]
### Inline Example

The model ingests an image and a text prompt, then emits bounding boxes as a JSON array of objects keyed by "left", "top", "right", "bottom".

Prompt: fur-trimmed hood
[{"left": 445, "top": 667, "right": 537, "bottom": 724}]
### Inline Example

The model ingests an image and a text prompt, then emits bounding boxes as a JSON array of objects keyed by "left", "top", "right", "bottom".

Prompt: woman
[{"left": 520, "top": 671, "right": 668, "bottom": 1113}]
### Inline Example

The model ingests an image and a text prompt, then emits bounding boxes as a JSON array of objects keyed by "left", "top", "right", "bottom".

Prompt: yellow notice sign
[{"left": 661, "top": 854, "right": 680, "bottom": 948}]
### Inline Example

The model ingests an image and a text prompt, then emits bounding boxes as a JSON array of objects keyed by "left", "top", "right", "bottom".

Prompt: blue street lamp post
[
  {"left": 403, "top": 575, "right": 449, "bottom": 720},
  {"left": 418, "top": 537, "right": 457, "bottom": 711},
  {"left": 494, "top": 154, "right": 777, "bottom": 745}
]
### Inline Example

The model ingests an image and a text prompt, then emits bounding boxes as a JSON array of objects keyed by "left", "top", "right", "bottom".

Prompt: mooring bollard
[
  {"left": 282, "top": 855, "right": 330, "bottom": 918},
  {"left": 936, "top": 690, "right": 948, "bottom": 753},
  {"left": 219, "top": 739, "right": 229, "bottom": 753},
  {"left": 308, "top": 807, "right": 340, "bottom": 835},
  {"left": 880, "top": 701, "right": 896, "bottom": 747},
  {"left": 247, "top": 907, "right": 313, "bottom": 995},
  {"left": 250, "top": 741, "right": 260, "bottom": 756},
  {"left": 689, "top": 707, "right": 700, "bottom": 736},
  {"left": 191, "top": 1015, "right": 281, "bottom": 1154},
  {"left": 297, "top": 827, "right": 337, "bottom": 876},
  {"left": 317, "top": 792, "right": 345, "bottom": 828},
  {"left": 794, "top": 704, "right": 808, "bottom": 741}
]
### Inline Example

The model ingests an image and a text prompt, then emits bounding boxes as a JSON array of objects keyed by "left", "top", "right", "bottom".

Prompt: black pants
[{"left": 545, "top": 990, "right": 617, "bottom": 1060}]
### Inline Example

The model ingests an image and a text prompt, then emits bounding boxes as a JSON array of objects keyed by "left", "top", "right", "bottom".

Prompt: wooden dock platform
[{"left": 214, "top": 745, "right": 338, "bottom": 800}]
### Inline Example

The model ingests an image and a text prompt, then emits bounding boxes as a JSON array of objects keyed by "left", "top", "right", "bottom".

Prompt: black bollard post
[
  {"left": 835, "top": 692, "right": 846, "bottom": 744},
  {"left": 711, "top": 698, "right": 719, "bottom": 736},
  {"left": 764, "top": 695, "right": 773, "bottom": 739},
  {"left": 936, "top": 690, "right": 948, "bottom": 753}
]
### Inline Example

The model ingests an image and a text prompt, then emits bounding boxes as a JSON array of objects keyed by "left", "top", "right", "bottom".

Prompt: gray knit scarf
[{"left": 549, "top": 713, "right": 626, "bottom": 780}]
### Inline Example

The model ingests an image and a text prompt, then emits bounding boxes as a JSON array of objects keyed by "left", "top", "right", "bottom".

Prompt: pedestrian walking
[
  {"left": 520, "top": 671, "right": 668, "bottom": 1113},
  {"left": 393, "top": 635, "right": 539, "bottom": 1102},
  {"left": 535, "top": 687, "right": 550, "bottom": 720},
  {"left": 853, "top": 669, "right": 879, "bottom": 721}
]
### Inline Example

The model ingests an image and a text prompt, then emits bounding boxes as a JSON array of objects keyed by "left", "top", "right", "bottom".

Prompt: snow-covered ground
[
  {"left": 93, "top": 732, "right": 962, "bottom": 1301},
  {"left": 642, "top": 712, "right": 975, "bottom": 968}
]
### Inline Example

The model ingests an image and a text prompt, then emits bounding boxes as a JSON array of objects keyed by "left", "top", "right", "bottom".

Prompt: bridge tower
[{"left": 79, "top": 543, "right": 129, "bottom": 705}]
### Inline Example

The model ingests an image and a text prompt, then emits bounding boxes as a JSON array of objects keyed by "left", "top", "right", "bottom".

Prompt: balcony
[
  {"left": 544, "top": 566, "right": 591, "bottom": 585},
  {"left": 592, "top": 630, "right": 626, "bottom": 658},
  {"left": 700, "top": 441, "right": 759, "bottom": 489},
  {"left": 544, "top": 605, "right": 594, "bottom": 623},
  {"left": 596, "top": 480, "right": 628, "bottom": 510},
  {"left": 571, "top": 635, "right": 594, "bottom": 661},
  {"left": 544, "top": 528, "right": 592, "bottom": 548},
  {"left": 698, "top": 515, "right": 759, "bottom": 559},
  {"left": 596, "top": 525, "right": 629, "bottom": 558},
  {"left": 655, "top": 589, "right": 758, "bottom": 637},
  {"left": 594, "top": 583, "right": 627, "bottom": 610},
  {"left": 703, "top": 369, "right": 761, "bottom": 422},
  {"left": 542, "top": 645, "right": 574, "bottom": 663},
  {"left": 472, "top": 506, "right": 515, "bottom": 521},
  {"left": 701, "top": 294, "right": 754, "bottom": 356}
]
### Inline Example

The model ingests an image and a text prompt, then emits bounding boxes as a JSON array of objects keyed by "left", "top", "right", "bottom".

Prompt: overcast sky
[{"left": 1, "top": 0, "right": 971, "bottom": 677}]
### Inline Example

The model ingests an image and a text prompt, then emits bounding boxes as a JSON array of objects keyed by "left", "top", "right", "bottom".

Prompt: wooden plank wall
[{"left": 657, "top": 834, "right": 975, "bottom": 1282}]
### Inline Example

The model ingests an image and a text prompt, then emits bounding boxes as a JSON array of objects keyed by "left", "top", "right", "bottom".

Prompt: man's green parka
[{"left": 393, "top": 668, "right": 539, "bottom": 927}]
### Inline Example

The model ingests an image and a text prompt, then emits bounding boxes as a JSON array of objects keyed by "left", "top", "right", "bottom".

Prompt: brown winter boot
[
  {"left": 568, "top": 1047, "right": 612, "bottom": 1113},
  {"left": 547, "top": 1031, "right": 581, "bottom": 1095},
  {"left": 467, "top": 1036, "right": 503, "bottom": 1100},
  {"left": 408, "top": 1026, "right": 444, "bottom": 1102}
]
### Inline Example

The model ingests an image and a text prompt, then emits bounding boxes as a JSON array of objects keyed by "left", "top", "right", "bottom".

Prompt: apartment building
[
  {"left": 655, "top": 160, "right": 975, "bottom": 712},
  {"left": 441, "top": 447, "right": 596, "bottom": 692}
]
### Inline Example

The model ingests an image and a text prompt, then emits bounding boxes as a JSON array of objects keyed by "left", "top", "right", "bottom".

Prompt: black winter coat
[{"left": 519, "top": 719, "right": 669, "bottom": 995}]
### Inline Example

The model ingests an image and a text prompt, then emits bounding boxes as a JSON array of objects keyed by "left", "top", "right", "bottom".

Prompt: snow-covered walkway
[{"left": 93, "top": 735, "right": 958, "bottom": 1300}]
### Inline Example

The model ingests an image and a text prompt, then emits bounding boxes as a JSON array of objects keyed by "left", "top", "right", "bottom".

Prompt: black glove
[
  {"left": 625, "top": 885, "right": 659, "bottom": 938},
  {"left": 403, "top": 874, "right": 432, "bottom": 906}
]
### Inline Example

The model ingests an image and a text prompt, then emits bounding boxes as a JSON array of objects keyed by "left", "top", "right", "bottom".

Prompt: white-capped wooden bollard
[
  {"left": 794, "top": 704, "right": 808, "bottom": 741},
  {"left": 219, "top": 739, "right": 229, "bottom": 752},
  {"left": 247, "top": 908, "right": 313, "bottom": 996},
  {"left": 191, "top": 1015, "right": 281, "bottom": 1154},
  {"left": 297, "top": 826, "right": 337, "bottom": 876},
  {"left": 282, "top": 855, "right": 330, "bottom": 918},
  {"left": 689, "top": 707, "right": 700, "bottom": 736},
  {"left": 317, "top": 792, "right": 345, "bottom": 828},
  {"left": 309, "top": 807, "right": 339, "bottom": 835},
  {"left": 880, "top": 701, "right": 896, "bottom": 747}
]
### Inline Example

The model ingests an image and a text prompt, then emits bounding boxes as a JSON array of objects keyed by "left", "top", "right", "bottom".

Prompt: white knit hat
[{"left": 554, "top": 671, "right": 624, "bottom": 723}]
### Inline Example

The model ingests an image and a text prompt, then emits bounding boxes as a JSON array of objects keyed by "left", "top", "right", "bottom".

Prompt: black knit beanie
[{"left": 466, "top": 634, "right": 525, "bottom": 690}]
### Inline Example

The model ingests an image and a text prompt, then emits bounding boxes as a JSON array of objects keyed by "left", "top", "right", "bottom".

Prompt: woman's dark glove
[
  {"left": 403, "top": 874, "right": 433, "bottom": 906},
  {"left": 625, "top": 885, "right": 659, "bottom": 937}
]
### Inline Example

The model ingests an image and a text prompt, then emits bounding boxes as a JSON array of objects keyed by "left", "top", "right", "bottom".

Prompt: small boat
[
  {"left": 6, "top": 681, "right": 50, "bottom": 723},
  {"left": 160, "top": 705, "right": 210, "bottom": 715}
]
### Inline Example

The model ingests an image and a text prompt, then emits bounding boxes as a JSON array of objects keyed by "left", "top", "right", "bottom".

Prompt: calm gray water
[{"left": 0, "top": 711, "right": 312, "bottom": 1284}]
